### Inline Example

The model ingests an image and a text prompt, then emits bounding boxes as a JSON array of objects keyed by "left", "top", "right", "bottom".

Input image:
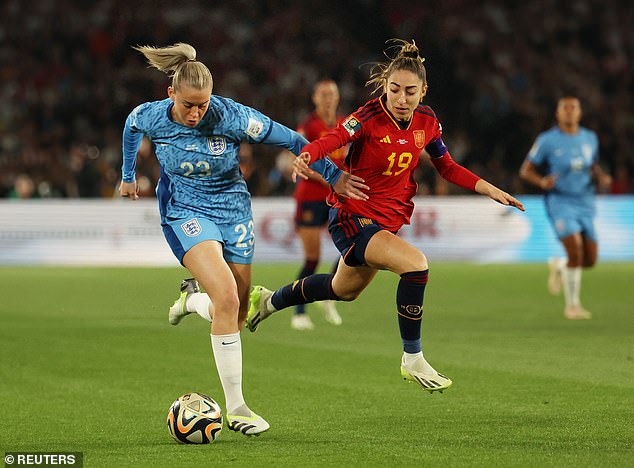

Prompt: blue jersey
[
  {"left": 122, "top": 95, "right": 341, "bottom": 225},
  {"left": 527, "top": 126, "right": 599, "bottom": 198},
  {"left": 122, "top": 96, "right": 306, "bottom": 224},
  {"left": 527, "top": 126, "right": 600, "bottom": 239}
]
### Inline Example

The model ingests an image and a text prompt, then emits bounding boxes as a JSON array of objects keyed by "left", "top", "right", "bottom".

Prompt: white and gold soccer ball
[{"left": 167, "top": 392, "right": 223, "bottom": 444}]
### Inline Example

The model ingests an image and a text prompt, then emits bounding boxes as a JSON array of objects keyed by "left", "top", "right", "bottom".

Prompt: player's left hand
[
  {"left": 476, "top": 180, "right": 525, "bottom": 211},
  {"left": 494, "top": 190, "right": 525, "bottom": 211}
]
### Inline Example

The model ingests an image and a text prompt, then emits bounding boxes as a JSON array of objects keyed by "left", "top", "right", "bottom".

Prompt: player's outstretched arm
[
  {"left": 292, "top": 153, "right": 369, "bottom": 201},
  {"left": 475, "top": 179, "right": 525, "bottom": 211}
]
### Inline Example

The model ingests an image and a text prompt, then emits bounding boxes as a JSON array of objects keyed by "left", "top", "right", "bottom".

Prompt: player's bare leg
[{"left": 184, "top": 242, "right": 269, "bottom": 435}]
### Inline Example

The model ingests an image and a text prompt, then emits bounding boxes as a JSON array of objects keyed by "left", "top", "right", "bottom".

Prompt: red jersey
[
  {"left": 294, "top": 112, "right": 347, "bottom": 202},
  {"left": 303, "top": 96, "right": 479, "bottom": 231}
]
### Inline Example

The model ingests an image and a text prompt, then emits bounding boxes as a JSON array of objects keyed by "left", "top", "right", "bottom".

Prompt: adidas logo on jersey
[{"left": 379, "top": 135, "right": 391, "bottom": 144}]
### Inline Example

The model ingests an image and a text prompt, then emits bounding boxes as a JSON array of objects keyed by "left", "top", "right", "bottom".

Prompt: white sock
[
  {"left": 186, "top": 293, "right": 212, "bottom": 322},
  {"left": 569, "top": 267, "right": 581, "bottom": 306},
  {"left": 403, "top": 351, "right": 437, "bottom": 374},
  {"left": 562, "top": 267, "right": 582, "bottom": 306},
  {"left": 210, "top": 333, "right": 246, "bottom": 415},
  {"left": 402, "top": 351, "right": 423, "bottom": 366}
]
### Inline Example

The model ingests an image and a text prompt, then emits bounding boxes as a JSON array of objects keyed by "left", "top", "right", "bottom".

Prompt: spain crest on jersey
[
  {"left": 414, "top": 130, "right": 426, "bottom": 149},
  {"left": 181, "top": 218, "right": 202, "bottom": 237},
  {"left": 208, "top": 137, "right": 226, "bottom": 155}
]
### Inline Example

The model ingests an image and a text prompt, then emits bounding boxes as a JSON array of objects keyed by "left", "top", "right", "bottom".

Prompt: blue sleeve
[
  {"left": 527, "top": 134, "right": 547, "bottom": 166},
  {"left": 208, "top": 97, "right": 344, "bottom": 185},
  {"left": 261, "top": 120, "right": 308, "bottom": 155},
  {"left": 262, "top": 120, "right": 343, "bottom": 186},
  {"left": 309, "top": 158, "right": 342, "bottom": 186},
  {"left": 121, "top": 106, "right": 145, "bottom": 183}
]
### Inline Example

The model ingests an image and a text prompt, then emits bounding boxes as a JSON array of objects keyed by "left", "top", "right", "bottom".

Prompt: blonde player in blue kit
[
  {"left": 119, "top": 43, "right": 367, "bottom": 436},
  {"left": 519, "top": 96, "right": 612, "bottom": 320}
]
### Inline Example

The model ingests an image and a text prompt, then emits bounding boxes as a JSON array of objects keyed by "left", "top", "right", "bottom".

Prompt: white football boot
[
  {"left": 291, "top": 314, "right": 315, "bottom": 330},
  {"left": 400, "top": 355, "right": 452, "bottom": 393},
  {"left": 226, "top": 405, "right": 270, "bottom": 436},
  {"left": 168, "top": 278, "right": 200, "bottom": 325},
  {"left": 246, "top": 286, "right": 274, "bottom": 332},
  {"left": 318, "top": 300, "right": 342, "bottom": 325},
  {"left": 564, "top": 304, "right": 592, "bottom": 320}
]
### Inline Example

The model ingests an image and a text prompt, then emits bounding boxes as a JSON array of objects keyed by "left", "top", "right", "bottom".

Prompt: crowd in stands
[{"left": 1, "top": 0, "right": 632, "bottom": 199}]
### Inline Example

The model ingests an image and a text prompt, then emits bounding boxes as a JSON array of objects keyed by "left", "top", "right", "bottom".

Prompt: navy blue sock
[
  {"left": 397, "top": 270, "right": 429, "bottom": 354},
  {"left": 295, "top": 260, "right": 318, "bottom": 315},
  {"left": 272, "top": 274, "right": 339, "bottom": 310}
]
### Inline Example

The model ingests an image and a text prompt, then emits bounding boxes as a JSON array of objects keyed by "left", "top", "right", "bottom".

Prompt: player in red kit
[
  {"left": 247, "top": 40, "right": 524, "bottom": 393},
  {"left": 292, "top": 80, "right": 347, "bottom": 330}
]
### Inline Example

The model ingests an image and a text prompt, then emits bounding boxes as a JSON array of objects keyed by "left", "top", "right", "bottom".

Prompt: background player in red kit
[
  {"left": 247, "top": 39, "right": 524, "bottom": 393},
  {"left": 292, "top": 80, "right": 346, "bottom": 330}
]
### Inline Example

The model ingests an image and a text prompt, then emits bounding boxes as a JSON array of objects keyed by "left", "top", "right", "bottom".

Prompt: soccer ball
[{"left": 167, "top": 392, "right": 223, "bottom": 444}]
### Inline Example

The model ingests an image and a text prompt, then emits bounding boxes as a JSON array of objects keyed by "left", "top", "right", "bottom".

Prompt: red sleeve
[
  {"left": 431, "top": 151, "right": 481, "bottom": 191},
  {"left": 305, "top": 114, "right": 362, "bottom": 164},
  {"left": 304, "top": 126, "right": 352, "bottom": 164}
]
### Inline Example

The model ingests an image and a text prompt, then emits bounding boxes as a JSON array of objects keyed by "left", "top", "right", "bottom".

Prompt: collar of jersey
[{"left": 380, "top": 94, "right": 412, "bottom": 131}]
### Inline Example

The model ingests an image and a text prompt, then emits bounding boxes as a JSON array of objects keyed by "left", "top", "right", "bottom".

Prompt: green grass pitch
[{"left": 1, "top": 263, "right": 632, "bottom": 467}]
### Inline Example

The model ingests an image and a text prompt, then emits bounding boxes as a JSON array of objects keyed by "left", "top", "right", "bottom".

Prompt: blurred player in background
[
  {"left": 291, "top": 80, "right": 346, "bottom": 330},
  {"left": 119, "top": 43, "right": 364, "bottom": 435},
  {"left": 247, "top": 39, "right": 524, "bottom": 394},
  {"left": 519, "top": 96, "right": 612, "bottom": 320}
]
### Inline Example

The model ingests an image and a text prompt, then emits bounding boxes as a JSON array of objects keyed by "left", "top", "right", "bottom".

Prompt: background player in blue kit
[
  {"left": 519, "top": 96, "right": 612, "bottom": 320},
  {"left": 119, "top": 43, "right": 367, "bottom": 435}
]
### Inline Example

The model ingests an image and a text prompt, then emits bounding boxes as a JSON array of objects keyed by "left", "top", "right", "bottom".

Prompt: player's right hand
[
  {"left": 333, "top": 171, "right": 369, "bottom": 201},
  {"left": 119, "top": 181, "right": 139, "bottom": 200},
  {"left": 540, "top": 175, "right": 558, "bottom": 191}
]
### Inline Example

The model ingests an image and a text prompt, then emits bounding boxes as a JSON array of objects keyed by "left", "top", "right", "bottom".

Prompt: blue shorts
[
  {"left": 545, "top": 194, "right": 597, "bottom": 241},
  {"left": 295, "top": 200, "right": 330, "bottom": 227},
  {"left": 162, "top": 216, "right": 255, "bottom": 265},
  {"left": 327, "top": 208, "right": 384, "bottom": 267}
]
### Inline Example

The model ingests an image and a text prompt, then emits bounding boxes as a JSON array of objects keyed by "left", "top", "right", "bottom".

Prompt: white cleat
[
  {"left": 400, "top": 355, "right": 452, "bottom": 393},
  {"left": 246, "top": 286, "right": 274, "bottom": 332},
  {"left": 547, "top": 257, "right": 563, "bottom": 296},
  {"left": 291, "top": 314, "right": 315, "bottom": 330},
  {"left": 564, "top": 305, "right": 592, "bottom": 320},
  {"left": 318, "top": 300, "right": 342, "bottom": 325},
  {"left": 168, "top": 278, "right": 200, "bottom": 325},
  {"left": 227, "top": 407, "right": 270, "bottom": 436}
]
